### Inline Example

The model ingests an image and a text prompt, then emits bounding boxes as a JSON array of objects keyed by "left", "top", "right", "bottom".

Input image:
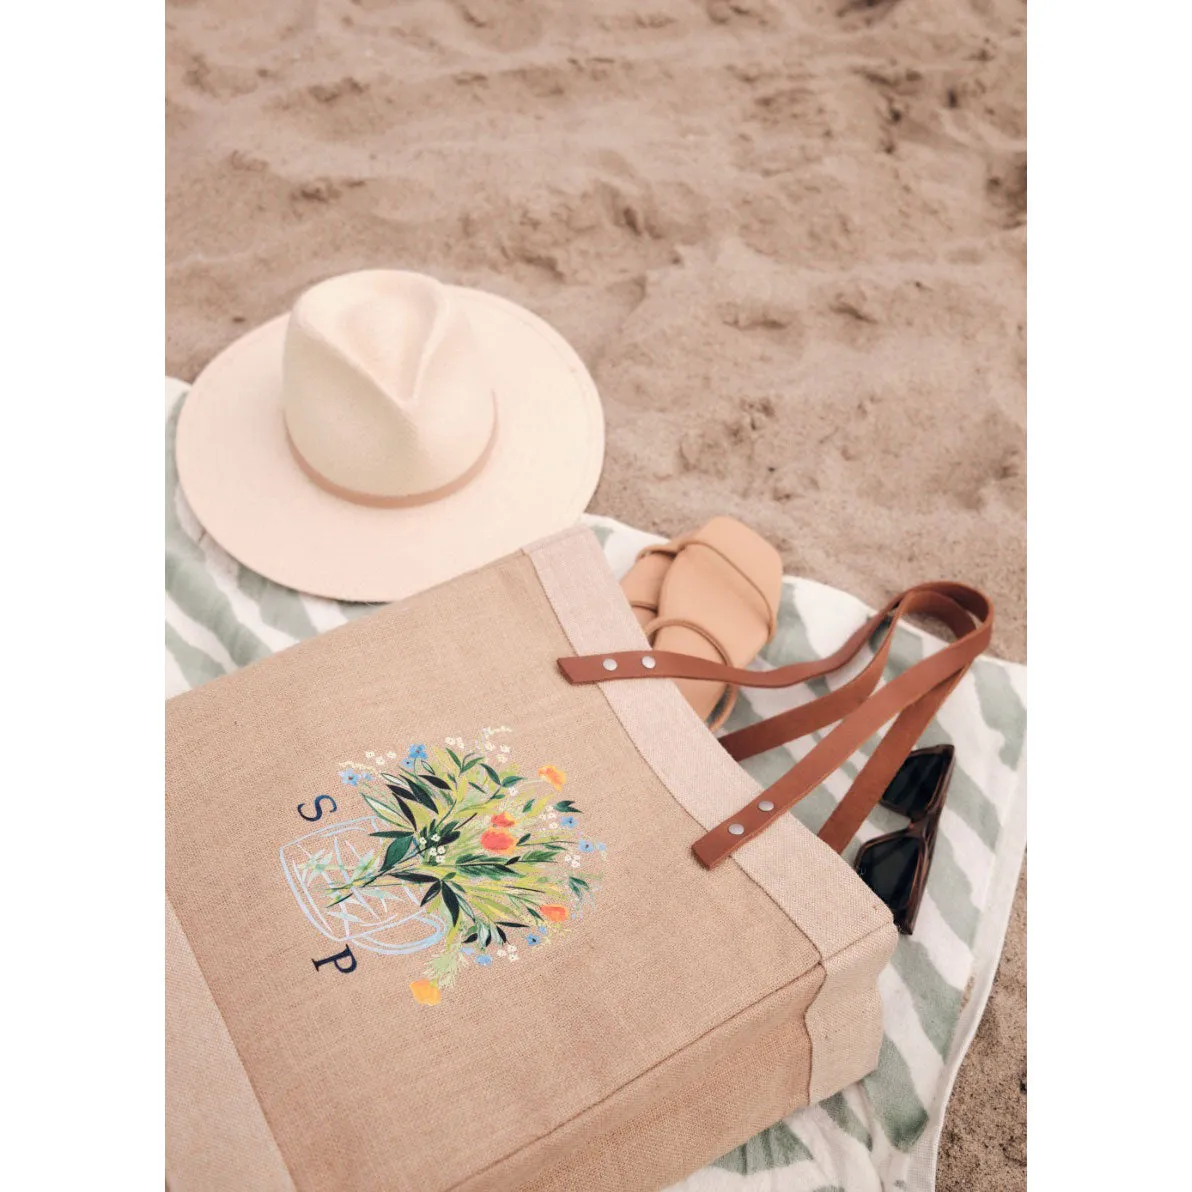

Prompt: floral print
[
  {"left": 480, "top": 828, "right": 516, "bottom": 853},
  {"left": 539, "top": 766, "right": 566, "bottom": 790},
  {"left": 409, "top": 978, "right": 441, "bottom": 1006},
  {"left": 300, "top": 729, "right": 607, "bottom": 1003}
]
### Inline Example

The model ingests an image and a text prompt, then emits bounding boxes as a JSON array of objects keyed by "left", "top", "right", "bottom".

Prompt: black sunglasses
[{"left": 854, "top": 744, "right": 955, "bottom": 934}]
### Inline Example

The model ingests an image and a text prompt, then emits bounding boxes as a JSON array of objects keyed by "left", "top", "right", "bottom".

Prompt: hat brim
[{"left": 176, "top": 285, "right": 605, "bottom": 603}]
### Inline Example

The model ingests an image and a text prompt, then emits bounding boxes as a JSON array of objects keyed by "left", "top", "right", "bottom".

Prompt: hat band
[{"left": 286, "top": 407, "right": 498, "bottom": 509}]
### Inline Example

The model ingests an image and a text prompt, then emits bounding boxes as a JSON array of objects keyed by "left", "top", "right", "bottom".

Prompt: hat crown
[{"left": 283, "top": 270, "right": 496, "bottom": 502}]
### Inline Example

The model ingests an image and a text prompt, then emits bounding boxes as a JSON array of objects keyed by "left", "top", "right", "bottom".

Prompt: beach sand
[{"left": 166, "top": 0, "right": 1025, "bottom": 1186}]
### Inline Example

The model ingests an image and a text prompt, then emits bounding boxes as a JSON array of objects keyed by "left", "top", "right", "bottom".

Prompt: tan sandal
[{"left": 620, "top": 517, "right": 783, "bottom": 730}]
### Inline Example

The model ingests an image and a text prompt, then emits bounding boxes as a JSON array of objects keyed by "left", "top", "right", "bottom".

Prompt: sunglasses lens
[
  {"left": 856, "top": 834, "right": 924, "bottom": 913},
  {"left": 881, "top": 749, "right": 950, "bottom": 818}
]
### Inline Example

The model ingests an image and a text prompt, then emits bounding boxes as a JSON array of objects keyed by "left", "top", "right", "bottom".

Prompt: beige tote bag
[{"left": 165, "top": 527, "right": 900, "bottom": 1192}]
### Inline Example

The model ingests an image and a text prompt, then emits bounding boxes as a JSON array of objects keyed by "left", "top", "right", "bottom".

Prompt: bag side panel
[{"left": 807, "top": 921, "right": 898, "bottom": 1103}]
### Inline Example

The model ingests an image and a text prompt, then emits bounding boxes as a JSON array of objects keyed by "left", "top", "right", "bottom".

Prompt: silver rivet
[
  {"left": 602, "top": 658, "right": 618, "bottom": 672},
  {"left": 728, "top": 823, "right": 745, "bottom": 836},
  {"left": 758, "top": 800, "right": 775, "bottom": 812},
  {"left": 641, "top": 655, "right": 657, "bottom": 669}
]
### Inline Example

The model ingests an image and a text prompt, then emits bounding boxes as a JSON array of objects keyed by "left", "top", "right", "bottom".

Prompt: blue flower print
[
  {"left": 338, "top": 769, "right": 362, "bottom": 786},
  {"left": 577, "top": 839, "right": 596, "bottom": 854},
  {"left": 558, "top": 814, "right": 578, "bottom": 828},
  {"left": 526, "top": 933, "right": 543, "bottom": 946},
  {"left": 474, "top": 953, "right": 493, "bottom": 967},
  {"left": 405, "top": 744, "right": 429, "bottom": 766}
]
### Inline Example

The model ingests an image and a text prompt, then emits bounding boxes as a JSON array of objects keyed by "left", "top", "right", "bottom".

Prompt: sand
[{"left": 166, "top": 0, "right": 1026, "bottom": 1186}]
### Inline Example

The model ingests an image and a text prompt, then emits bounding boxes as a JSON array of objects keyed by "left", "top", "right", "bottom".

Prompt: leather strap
[{"left": 557, "top": 582, "right": 992, "bottom": 868}]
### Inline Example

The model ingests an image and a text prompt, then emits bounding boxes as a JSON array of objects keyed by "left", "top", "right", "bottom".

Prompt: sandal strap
[
  {"left": 641, "top": 614, "right": 732, "bottom": 664},
  {"left": 623, "top": 539, "right": 685, "bottom": 620},
  {"left": 642, "top": 615, "right": 739, "bottom": 732},
  {"left": 633, "top": 530, "right": 779, "bottom": 638},
  {"left": 672, "top": 533, "right": 780, "bottom": 638},
  {"left": 633, "top": 540, "right": 683, "bottom": 562}
]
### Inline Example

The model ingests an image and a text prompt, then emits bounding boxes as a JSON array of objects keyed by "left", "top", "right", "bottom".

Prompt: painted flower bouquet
[{"left": 321, "top": 727, "right": 605, "bottom": 1003}]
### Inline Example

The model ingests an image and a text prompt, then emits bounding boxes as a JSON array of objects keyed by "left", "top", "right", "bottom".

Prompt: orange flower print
[
  {"left": 539, "top": 765, "right": 566, "bottom": 790},
  {"left": 410, "top": 979, "right": 441, "bottom": 1006},
  {"left": 540, "top": 904, "right": 569, "bottom": 922},
  {"left": 480, "top": 828, "right": 516, "bottom": 853},
  {"left": 490, "top": 812, "right": 516, "bottom": 828}
]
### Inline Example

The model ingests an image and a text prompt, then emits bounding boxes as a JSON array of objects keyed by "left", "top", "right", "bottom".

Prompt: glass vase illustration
[{"left": 280, "top": 816, "right": 446, "bottom": 955}]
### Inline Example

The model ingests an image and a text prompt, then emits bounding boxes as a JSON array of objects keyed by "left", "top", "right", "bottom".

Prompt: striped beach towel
[{"left": 166, "top": 379, "right": 1026, "bottom": 1191}]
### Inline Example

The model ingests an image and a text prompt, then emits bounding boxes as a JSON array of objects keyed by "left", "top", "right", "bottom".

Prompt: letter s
[{"left": 297, "top": 795, "right": 337, "bottom": 822}]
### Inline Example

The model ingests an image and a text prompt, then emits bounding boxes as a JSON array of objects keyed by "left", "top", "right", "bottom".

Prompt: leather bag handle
[{"left": 556, "top": 582, "right": 992, "bottom": 868}]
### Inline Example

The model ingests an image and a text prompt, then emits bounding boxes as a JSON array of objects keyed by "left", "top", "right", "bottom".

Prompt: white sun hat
[{"left": 175, "top": 269, "right": 605, "bottom": 602}]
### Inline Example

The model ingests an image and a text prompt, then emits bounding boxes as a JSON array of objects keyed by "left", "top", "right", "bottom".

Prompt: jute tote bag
[{"left": 166, "top": 526, "right": 989, "bottom": 1192}]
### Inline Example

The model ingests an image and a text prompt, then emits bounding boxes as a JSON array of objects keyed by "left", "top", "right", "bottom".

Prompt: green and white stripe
[{"left": 166, "top": 379, "right": 1027, "bottom": 1192}]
